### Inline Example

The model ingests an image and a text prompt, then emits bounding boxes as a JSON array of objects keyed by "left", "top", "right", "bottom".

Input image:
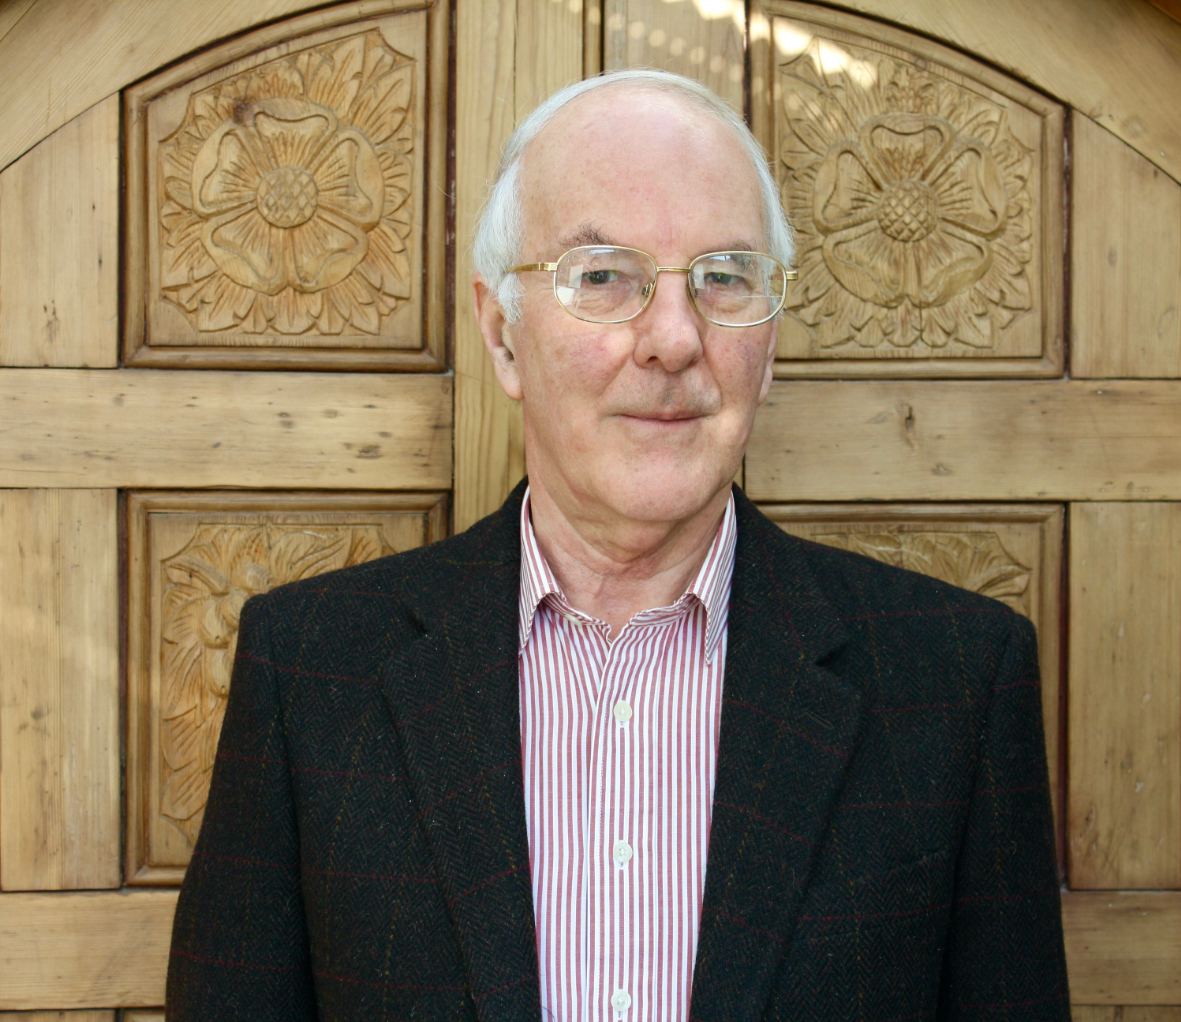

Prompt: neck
[{"left": 526, "top": 476, "right": 730, "bottom": 638}]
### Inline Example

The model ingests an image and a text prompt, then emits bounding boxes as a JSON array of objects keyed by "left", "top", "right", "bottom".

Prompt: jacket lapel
[
  {"left": 690, "top": 492, "right": 865, "bottom": 1022},
  {"left": 379, "top": 485, "right": 540, "bottom": 1022}
]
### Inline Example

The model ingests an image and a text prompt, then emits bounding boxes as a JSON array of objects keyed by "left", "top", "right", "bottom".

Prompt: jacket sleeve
[
  {"left": 166, "top": 594, "right": 317, "bottom": 1021},
  {"left": 939, "top": 613, "right": 1071, "bottom": 1020}
]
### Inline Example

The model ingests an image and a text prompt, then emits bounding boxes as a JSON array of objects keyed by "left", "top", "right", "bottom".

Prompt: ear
[
  {"left": 756, "top": 321, "right": 778, "bottom": 405},
  {"left": 474, "top": 276, "right": 524, "bottom": 401}
]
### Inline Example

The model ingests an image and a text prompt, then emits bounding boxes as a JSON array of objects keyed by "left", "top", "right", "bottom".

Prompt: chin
[{"left": 596, "top": 461, "right": 732, "bottom": 524}]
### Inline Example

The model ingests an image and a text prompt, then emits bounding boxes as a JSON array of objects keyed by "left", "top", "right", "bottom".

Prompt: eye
[
  {"left": 704, "top": 271, "right": 742, "bottom": 287},
  {"left": 583, "top": 269, "right": 619, "bottom": 286}
]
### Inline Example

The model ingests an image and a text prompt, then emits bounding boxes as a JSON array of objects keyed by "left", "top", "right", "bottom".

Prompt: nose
[{"left": 630, "top": 269, "right": 705, "bottom": 373}]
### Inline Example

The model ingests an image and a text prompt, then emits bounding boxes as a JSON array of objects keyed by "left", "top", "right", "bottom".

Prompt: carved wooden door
[{"left": 1, "top": 0, "right": 1180, "bottom": 1017}]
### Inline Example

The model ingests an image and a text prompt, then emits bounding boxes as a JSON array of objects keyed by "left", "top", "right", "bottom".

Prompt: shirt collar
[{"left": 517, "top": 486, "right": 737, "bottom": 662}]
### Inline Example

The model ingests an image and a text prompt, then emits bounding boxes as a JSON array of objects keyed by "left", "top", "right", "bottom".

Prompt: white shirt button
[
  {"left": 612, "top": 700, "right": 633, "bottom": 724},
  {"left": 613, "top": 840, "right": 633, "bottom": 865},
  {"left": 611, "top": 990, "right": 631, "bottom": 1013}
]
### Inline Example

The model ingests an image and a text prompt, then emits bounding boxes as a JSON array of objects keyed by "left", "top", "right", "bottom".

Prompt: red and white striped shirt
[{"left": 518, "top": 488, "right": 736, "bottom": 1022}]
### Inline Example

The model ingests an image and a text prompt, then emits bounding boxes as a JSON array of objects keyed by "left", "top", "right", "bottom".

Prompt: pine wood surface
[
  {"left": 1068, "top": 503, "right": 1181, "bottom": 890},
  {"left": 746, "top": 380, "right": 1181, "bottom": 502},
  {"left": 830, "top": 0, "right": 1181, "bottom": 184},
  {"left": 601, "top": 0, "right": 746, "bottom": 112},
  {"left": 0, "top": 890, "right": 176, "bottom": 1009},
  {"left": 0, "top": 490, "right": 120, "bottom": 891},
  {"left": 0, "top": 369, "right": 451, "bottom": 489},
  {"left": 0, "top": 1014, "right": 115, "bottom": 1021},
  {"left": 0, "top": 96, "right": 119, "bottom": 367},
  {"left": 453, "top": 0, "right": 581, "bottom": 529},
  {"left": 1063, "top": 892, "right": 1181, "bottom": 1004},
  {"left": 1074, "top": 1010, "right": 1181, "bottom": 1022},
  {"left": 1072, "top": 113, "right": 1181, "bottom": 378}
]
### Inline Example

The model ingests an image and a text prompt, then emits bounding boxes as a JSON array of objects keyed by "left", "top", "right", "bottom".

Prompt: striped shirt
[{"left": 518, "top": 488, "right": 736, "bottom": 1022}]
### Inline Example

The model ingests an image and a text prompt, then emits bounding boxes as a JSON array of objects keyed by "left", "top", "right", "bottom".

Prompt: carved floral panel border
[
  {"left": 126, "top": 491, "right": 448, "bottom": 885},
  {"left": 761, "top": 503, "right": 1064, "bottom": 847},
  {"left": 750, "top": 2, "right": 1064, "bottom": 377},
  {"left": 123, "top": 0, "right": 449, "bottom": 370}
]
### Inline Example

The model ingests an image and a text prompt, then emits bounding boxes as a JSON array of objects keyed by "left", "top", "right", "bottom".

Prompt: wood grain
[
  {"left": 0, "top": 1014, "right": 114, "bottom": 1021},
  {"left": 453, "top": 0, "right": 578, "bottom": 529},
  {"left": 763, "top": 503, "right": 1064, "bottom": 849},
  {"left": 829, "top": 0, "right": 1181, "bottom": 184},
  {"left": 125, "top": 491, "right": 448, "bottom": 885},
  {"left": 0, "top": 96, "right": 118, "bottom": 367},
  {"left": 1063, "top": 892, "right": 1181, "bottom": 1004},
  {"left": 746, "top": 380, "right": 1181, "bottom": 502},
  {"left": 1072, "top": 1011, "right": 1181, "bottom": 1022},
  {"left": 1068, "top": 503, "right": 1181, "bottom": 890},
  {"left": 0, "top": 490, "right": 119, "bottom": 891},
  {"left": 0, "top": 369, "right": 451, "bottom": 489},
  {"left": 602, "top": 0, "right": 745, "bottom": 112},
  {"left": 0, "top": 890, "right": 176, "bottom": 1009},
  {"left": 1072, "top": 113, "right": 1181, "bottom": 378}
]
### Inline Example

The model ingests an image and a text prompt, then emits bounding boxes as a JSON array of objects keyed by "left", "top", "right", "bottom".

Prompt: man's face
[{"left": 480, "top": 88, "right": 779, "bottom": 526}]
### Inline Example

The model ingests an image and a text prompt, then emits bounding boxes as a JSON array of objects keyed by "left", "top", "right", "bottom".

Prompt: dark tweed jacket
[{"left": 167, "top": 483, "right": 1070, "bottom": 1021}]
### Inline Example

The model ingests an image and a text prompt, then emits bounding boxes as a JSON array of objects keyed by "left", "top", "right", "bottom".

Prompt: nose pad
[{"left": 641, "top": 281, "right": 654, "bottom": 298}]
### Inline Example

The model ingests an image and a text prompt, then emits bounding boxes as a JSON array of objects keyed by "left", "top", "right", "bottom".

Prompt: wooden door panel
[
  {"left": 125, "top": 491, "right": 447, "bottom": 885},
  {"left": 1072, "top": 113, "right": 1181, "bottom": 378},
  {"left": 1069, "top": 503, "right": 1181, "bottom": 890},
  {"left": 0, "top": 490, "right": 120, "bottom": 891},
  {"left": 123, "top": 2, "right": 449, "bottom": 371},
  {"left": 0, "top": 97, "right": 119, "bottom": 368},
  {"left": 747, "top": 1, "right": 1063, "bottom": 376}
]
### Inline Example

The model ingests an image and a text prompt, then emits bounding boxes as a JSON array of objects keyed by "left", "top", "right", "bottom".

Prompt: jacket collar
[
  {"left": 689, "top": 488, "right": 863, "bottom": 1022},
  {"left": 378, "top": 481, "right": 539, "bottom": 1022}
]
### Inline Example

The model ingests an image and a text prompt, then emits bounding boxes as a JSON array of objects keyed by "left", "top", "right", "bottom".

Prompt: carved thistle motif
[
  {"left": 812, "top": 530, "right": 1032, "bottom": 615},
  {"left": 159, "top": 523, "right": 395, "bottom": 843},
  {"left": 780, "top": 43, "right": 1035, "bottom": 352},
  {"left": 158, "top": 30, "right": 414, "bottom": 335}
]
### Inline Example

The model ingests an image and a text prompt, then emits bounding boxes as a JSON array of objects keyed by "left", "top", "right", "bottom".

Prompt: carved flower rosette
[
  {"left": 158, "top": 30, "right": 414, "bottom": 336},
  {"left": 814, "top": 530, "right": 1031, "bottom": 615},
  {"left": 780, "top": 43, "right": 1036, "bottom": 352},
  {"left": 159, "top": 523, "right": 394, "bottom": 843}
]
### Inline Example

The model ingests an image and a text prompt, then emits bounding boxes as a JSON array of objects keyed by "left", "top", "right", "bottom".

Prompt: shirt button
[
  {"left": 611, "top": 990, "right": 631, "bottom": 1013},
  {"left": 613, "top": 840, "right": 633, "bottom": 865},
  {"left": 612, "top": 700, "right": 633, "bottom": 724}
]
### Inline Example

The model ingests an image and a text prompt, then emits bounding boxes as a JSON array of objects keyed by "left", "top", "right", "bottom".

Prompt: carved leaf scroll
[
  {"left": 157, "top": 29, "right": 415, "bottom": 337},
  {"left": 777, "top": 33, "right": 1037, "bottom": 355},
  {"left": 158, "top": 522, "right": 395, "bottom": 844},
  {"left": 812, "top": 529, "right": 1032, "bottom": 615}
]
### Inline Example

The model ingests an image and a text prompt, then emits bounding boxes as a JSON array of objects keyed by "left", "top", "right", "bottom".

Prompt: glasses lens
[
  {"left": 553, "top": 247, "right": 656, "bottom": 323},
  {"left": 689, "top": 252, "right": 788, "bottom": 326}
]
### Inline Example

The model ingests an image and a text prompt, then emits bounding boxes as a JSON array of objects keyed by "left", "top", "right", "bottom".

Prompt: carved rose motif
[
  {"left": 159, "top": 523, "right": 395, "bottom": 843},
  {"left": 158, "top": 31, "right": 414, "bottom": 335},
  {"left": 781, "top": 48, "right": 1035, "bottom": 351},
  {"left": 813, "top": 530, "right": 1031, "bottom": 615}
]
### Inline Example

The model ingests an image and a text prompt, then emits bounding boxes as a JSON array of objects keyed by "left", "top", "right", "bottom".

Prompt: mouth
[{"left": 618, "top": 410, "right": 704, "bottom": 422}]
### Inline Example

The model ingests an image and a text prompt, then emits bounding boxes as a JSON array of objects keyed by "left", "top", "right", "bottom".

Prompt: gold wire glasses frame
[{"left": 507, "top": 245, "right": 798, "bottom": 327}]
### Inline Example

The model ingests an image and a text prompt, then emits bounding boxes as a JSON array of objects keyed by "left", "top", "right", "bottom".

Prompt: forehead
[{"left": 518, "top": 88, "right": 766, "bottom": 255}]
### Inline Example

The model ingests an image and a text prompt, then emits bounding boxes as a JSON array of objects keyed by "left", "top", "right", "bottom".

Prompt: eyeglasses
[{"left": 507, "top": 245, "right": 797, "bottom": 327}]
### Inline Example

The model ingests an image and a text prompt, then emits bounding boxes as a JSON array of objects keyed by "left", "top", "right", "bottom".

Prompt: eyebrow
[{"left": 559, "top": 222, "right": 615, "bottom": 248}]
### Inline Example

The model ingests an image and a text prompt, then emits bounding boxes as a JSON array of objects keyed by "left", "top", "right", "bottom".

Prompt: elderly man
[{"left": 168, "top": 70, "right": 1069, "bottom": 1021}]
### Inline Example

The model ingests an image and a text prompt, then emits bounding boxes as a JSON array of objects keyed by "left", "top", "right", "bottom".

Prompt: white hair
[{"left": 472, "top": 68, "right": 794, "bottom": 322}]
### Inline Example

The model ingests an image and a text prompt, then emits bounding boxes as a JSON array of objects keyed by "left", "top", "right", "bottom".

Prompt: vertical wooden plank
[
  {"left": 0, "top": 490, "right": 120, "bottom": 890},
  {"left": 1071, "top": 1010, "right": 1116, "bottom": 1022},
  {"left": 1072, "top": 112, "right": 1181, "bottom": 378},
  {"left": 454, "top": 0, "right": 584, "bottom": 530},
  {"left": 0, "top": 96, "right": 119, "bottom": 368},
  {"left": 603, "top": 0, "right": 745, "bottom": 111},
  {"left": 1069, "top": 503, "right": 1181, "bottom": 889}
]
